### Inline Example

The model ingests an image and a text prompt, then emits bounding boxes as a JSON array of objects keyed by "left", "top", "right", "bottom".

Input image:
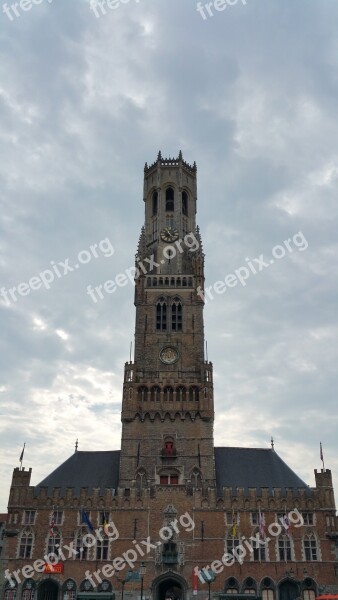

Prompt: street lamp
[
  {"left": 200, "top": 569, "right": 216, "bottom": 600},
  {"left": 140, "top": 561, "right": 146, "bottom": 600}
]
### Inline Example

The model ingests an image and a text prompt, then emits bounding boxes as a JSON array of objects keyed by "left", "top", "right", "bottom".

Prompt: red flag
[{"left": 192, "top": 568, "right": 198, "bottom": 595}]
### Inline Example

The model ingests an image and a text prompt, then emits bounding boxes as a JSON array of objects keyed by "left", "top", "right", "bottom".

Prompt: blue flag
[{"left": 82, "top": 510, "right": 94, "bottom": 531}]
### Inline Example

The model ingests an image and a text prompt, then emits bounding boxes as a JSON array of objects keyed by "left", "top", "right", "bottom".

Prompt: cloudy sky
[{"left": 1, "top": 0, "right": 338, "bottom": 512}]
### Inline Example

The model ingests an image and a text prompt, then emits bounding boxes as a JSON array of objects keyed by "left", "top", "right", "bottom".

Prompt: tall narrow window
[
  {"left": 176, "top": 386, "right": 186, "bottom": 401},
  {"left": 19, "top": 531, "right": 33, "bottom": 559},
  {"left": 52, "top": 510, "right": 63, "bottom": 525},
  {"left": 182, "top": 191, "right": 188, "bottom": 216},
  {"left": 152, "top": 191, "right": 158, "bottom": 215},
  {"left": 96, "top": 539, "right": 109, "bottom": 560},
  {"left": 47, "top": 531, "right": 61, "bottom": 556},
  {"left": 164, "top": 386, "right": 174, "bottom": 401},
  {"left": 151, "top": 386, "right": 160, "bottom": 401},
  {"left": 278, "top": 534, "right": 291, "bottom": 561},
  {"left": 138, "top": 387, "right": 148, "bottom": 402},
  {"left": 166, "top": 187, "right": 174, "bottom": 212},
  {"left": 226, "top": 537, "right": 240, "bottom": 555},
  {"left": 156, "top": 298, "right": 167, "bottom": 331},
  {"left": 23, "top": 511, "right": 36, "bottom": 525},
  {"left": 304, "top": 534, "right": 318, "bottom": 560},
  {"left": 171, "top": 297, "right": 182, "bottom": 331},
  {"left": 252, "top": 535, "right": 266, "bottom": 561},
  {"left": 75, "top": 528, "right": 88, "bottom": 560}
]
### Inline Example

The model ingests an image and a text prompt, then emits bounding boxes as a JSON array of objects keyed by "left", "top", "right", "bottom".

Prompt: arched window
[
  {"left": 151, "top": 386, "right": 160, "bottom": 401},
  {"left": 166, "top": 187, "right": 174, "bottom": 211},
  {"left": 304, "top": 533, "right": 318, "bottom": 561},
  {"left": 182, "top": 191, "right": 188, "bottom": 216},
  {"left": 62, "top": 580, "right": 76, "bottom": 600},
  {"left": 164, "top": 386, "right": 174, "bottom": 401},
  {"left": 80, "top": 581, "right": 94, "bottom": 593},
  {"left": 191, "top": 469, "right": 202, "bottom": 488},
  {"left": 138, "top": 386, "right": 148, "bottom": 402},
  {"left": 46, "top": 530, "right": 61, "bottom": 556},
  {"left": 261, "top": 578, "right": 275, "bottom": 600},
  {"left": 136, "top": 469, "right": 147, "bottom": 490},
  {"left": 176, "top": 386, "right": 186, "bottom": 401},
  {"left": 171, "top": 297, "right": 182, "bottom": 331},
  {"left": 278, "top": 534, "right": 291, "bottom": 561},
  {"left": 22, "top": 580, "right": 36, "bottom": 600},
  {"left": 189, "top": 386, "right": 199, "bottom": 401},
  {"left": 243, "top": 578, "right": 256, "bottom": 594},
  {"left": 18, "top": 530, "right": 33, "bottom": 559},
  {"left": 98, "top": 581, "right": 112, "bottom": 593},
  {"left": 4, "top": 585, "right": 17, "bottom": 600},
  {"left": 156, "top": 298, "right": 167, "bottom": 331},
  {"left": 303, "top": 578, "right": 316, "bottom": 600},
  {"left": 152, "top": 191, "right": 158, "bottom": 216},
  {"left": 75, "top": 527, "right": 88, "bottom": 560},
  {"left": 225, "top": 577, "right": 239, "bottom": 594}
]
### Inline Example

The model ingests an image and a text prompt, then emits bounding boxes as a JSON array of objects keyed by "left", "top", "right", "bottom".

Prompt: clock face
[
  {"left": 160, "top": 347, "right": 179, "bottom": 365},
  {"left": 160, "top": 227, "right": 179, "bottom": 243}
]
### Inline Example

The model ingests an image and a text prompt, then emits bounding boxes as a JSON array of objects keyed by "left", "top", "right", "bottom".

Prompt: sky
[{"left": 0, "top": 0, "right": 338, "bottom": 513}]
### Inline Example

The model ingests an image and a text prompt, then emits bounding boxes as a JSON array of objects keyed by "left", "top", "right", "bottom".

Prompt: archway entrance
[
  {"left": 158, "top": 579, "right": 182, "bottom": 600},
  {"left": 153, "top": 574, "right": 186, "bottom": 600},
  {"left": 38, "top": 580, "right": 59, "bottom": 600},
  {"left": 278, "top": 580, "right": 299, "bottom": 600}
]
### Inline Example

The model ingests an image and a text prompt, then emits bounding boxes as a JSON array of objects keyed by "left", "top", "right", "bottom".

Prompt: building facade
[{"left": 4, "top": 153, "right": 338, "bottom": 600}]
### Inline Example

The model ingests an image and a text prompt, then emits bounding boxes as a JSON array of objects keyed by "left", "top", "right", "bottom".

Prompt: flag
[
  {"left": 82, "top": 509, "right": 94, "bottom": 532},
  {"left": 258, "top": 508, "right": 265, "bottom": 538},
  {"left": 102, "top": 514, "right": 109, "bottom": 536},
  {"left": 283, "top": 514, "right": 291, "bottom": 536},
  {"left": 19, "top": 443, "right": 25, "bottom": 463},
  {"left": 231, "top": 509, "right": 237, "bottom": 538},
  {"left": 320, "top": 441, "right": 325, "bottom": 470},
  {"left": 50, "top": 513, "right": 55, "bottom": 537}
]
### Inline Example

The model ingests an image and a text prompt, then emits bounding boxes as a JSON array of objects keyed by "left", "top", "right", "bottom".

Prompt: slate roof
[
  {"left": 34, "top": 451, "right": 120, "bottom": 496},
  {"left": 34, "top": 447, "right": 310, "bottom": 497},
  {"left": 214, "top": 447, "right": 310, "bottom": 495}
]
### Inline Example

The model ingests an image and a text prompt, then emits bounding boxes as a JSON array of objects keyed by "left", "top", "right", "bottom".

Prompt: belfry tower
[{"left": 119, "top": 152, "right": 216, "bottom": 491}]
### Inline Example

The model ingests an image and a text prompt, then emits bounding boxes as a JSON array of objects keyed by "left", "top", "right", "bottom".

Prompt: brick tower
[{"left": 119, "top": 151, "right": 216, "bottom": 491}]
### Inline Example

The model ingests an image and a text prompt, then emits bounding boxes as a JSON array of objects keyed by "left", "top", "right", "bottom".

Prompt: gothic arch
[
  {"left": 136, "top": 468, "right": 148, "bottom": 491},
  {"left": 151, "top": 571, "right": 187, "bottom": 600},
  {"left": 37, "top": 579, "right": 59, "bottom": 600},
  {"left": 277, "top": 578, "right": 300, "bottom": 600},
  {"left": 190, "top": 468, "right": 202, "bottom": 488}
]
